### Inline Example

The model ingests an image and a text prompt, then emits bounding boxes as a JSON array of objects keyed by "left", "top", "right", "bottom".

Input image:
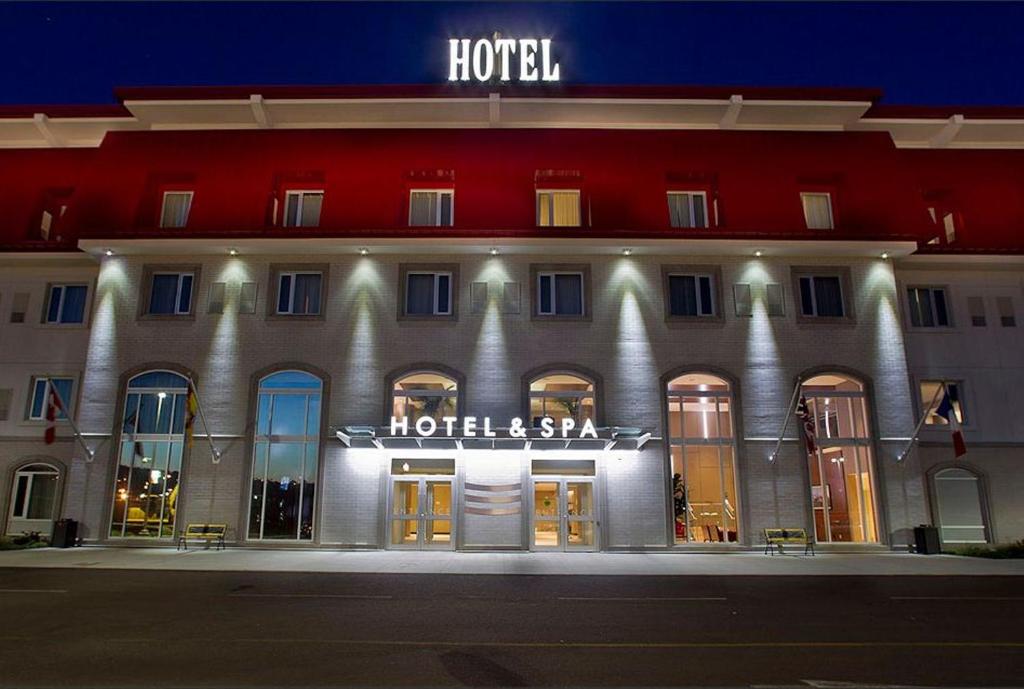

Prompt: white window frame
[
  {"left": 27, "top": 376, "right": 74, "bottom": 421},
  {"left": 799, "top": 275, "right": 845, "bottom": 318},
  {"left": 536, "top": 189, "right": 581, "bottom": 227},
  {"left": 537, "top": 271, "right": 585, "bottom": 316},
  {"left": 408, "top": 189, "right": 454, "bottom": 227},
  {"left": 800, "top": 192, "right": 834, "bottom": 230},
  {"left": 10, "top": 463, "right": 60, "bottom": 520},
  {"left": 906, "top": 286, "right": 952, "bottom": 329},
  {"left": 668, "top": 272, "right": 716, "bottom": 317},
  {"left": 149, "top": 272, "right": 194, "bottom": 316},
  {"left": 45, "top": 283, "right": 88, "bottom": 325},
  {"left": 159, "top": 191, "right": 194, "bottom": 229},
  {"left": 276, "top": 271, "right": 322, "bottom": 315},
  {"left": 283, "top": 190, "right": 324, "bottom": 228},
  {"left": 666, "top": 191, "right": 709, "bottom": 229},
  {"left": 406, "top": 271, "right": 453, "bottom": 316}
]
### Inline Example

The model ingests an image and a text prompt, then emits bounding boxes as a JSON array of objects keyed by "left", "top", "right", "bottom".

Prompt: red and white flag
[
  {"left": 44, "top": 380, "right": 65, "bottom": 445},
  {"left": 935, "top": 384, "right": 967, "bottom": 458},
  {"left": 796, "top": 395, "right": 817, "bottom": 455}
]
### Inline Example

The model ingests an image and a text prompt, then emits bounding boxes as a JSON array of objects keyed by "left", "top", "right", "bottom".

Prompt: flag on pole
[
  {"left": 935, "top": 384, "right": 967, "bottom": 458},
  {"left": 184, "top": 382, "right": 199, "bottom": 448},
  {"left": 44, "top": 379, "right": 64, "bottom": 445},
  {"left": 796, "top": 395, "right": 817, "bottom": 455}
]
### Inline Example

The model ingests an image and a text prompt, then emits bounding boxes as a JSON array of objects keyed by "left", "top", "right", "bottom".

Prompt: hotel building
[{"left": 0, "top": 85, "right": 1021, "bottom": 551}]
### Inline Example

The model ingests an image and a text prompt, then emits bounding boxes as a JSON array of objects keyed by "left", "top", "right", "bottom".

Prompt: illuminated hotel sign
[
  {"left": 448, "top": 37, "right": 561, "bottom": 82},
  {"left": 391, "top": 415, "right": 596, "bottom": 439}
]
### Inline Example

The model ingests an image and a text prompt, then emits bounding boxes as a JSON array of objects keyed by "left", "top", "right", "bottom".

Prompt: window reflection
[
  {"left": 249, "top": 370, "right": 322, "bottom": 541},
  {"left": 529, "top": 373, "right": 595, "bottom": 427},
  {"left": 666, "top": 373, "right": 738, "bottom": 544}
]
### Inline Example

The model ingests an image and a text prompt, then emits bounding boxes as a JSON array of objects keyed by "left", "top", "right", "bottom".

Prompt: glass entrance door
[
  {"left": 531, "top": 478, "right": 597, "bottom": 551},
  {"left": 388, "top": 477, "right": 454, "bottom": 550}
]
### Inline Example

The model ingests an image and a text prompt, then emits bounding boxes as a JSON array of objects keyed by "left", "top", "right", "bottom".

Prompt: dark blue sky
[{"left": 2, "top": 2, "right": 1021, "bottom": 106}]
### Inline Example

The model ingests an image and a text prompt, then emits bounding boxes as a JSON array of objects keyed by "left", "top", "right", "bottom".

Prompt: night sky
[{"left": 2, "top": 1, "right": 1021, "bottom": 106}]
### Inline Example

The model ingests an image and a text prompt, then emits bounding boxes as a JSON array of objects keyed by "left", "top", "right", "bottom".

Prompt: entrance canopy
[{"left": 336, "top": 425, "right": 652, "bottom": 452}]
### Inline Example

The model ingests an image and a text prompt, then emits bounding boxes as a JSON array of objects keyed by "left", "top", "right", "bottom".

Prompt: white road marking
[
  {"left": 557, "top": 596, "right": 726, "bottom": 601},
  {"left": 0, "top": 589, "right": 67, "bottom": 594},
  {"left": 890, "top": 596, "right": 1024, "bottom": 601},
  {"left": 228, "top": 593, "right": 392, "bottom": 599}
]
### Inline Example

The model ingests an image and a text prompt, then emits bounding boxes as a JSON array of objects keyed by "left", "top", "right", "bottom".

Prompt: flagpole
[
  {"left": 768, "top": 377, "right": 803, "bottom": 463},
  {"left": 46, "top": 379, "right": 95, "bottom": 460},
  {"left": 186, "top": 376, "right": 222, "bottom": 463},
  {"left": 896, "top": 380, "right": 946, "bottom": 463}
]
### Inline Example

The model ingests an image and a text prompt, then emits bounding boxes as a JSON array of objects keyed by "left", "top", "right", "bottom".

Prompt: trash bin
[
  {"left": 913, "top": 524, "right": 941, "bottom": 554},
  {"left": 51, "top": 519, "right": 78, "bottom": 548}
]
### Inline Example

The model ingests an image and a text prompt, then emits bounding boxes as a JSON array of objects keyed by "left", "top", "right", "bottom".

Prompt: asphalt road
[{"left": 1, "top": 568, "right": 1022, "bottom": 687}]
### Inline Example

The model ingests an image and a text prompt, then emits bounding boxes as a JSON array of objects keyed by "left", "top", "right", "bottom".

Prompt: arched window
[
  {"left": 249, "top": 370, "right": 323, "bottom": 541},
  {"left": 110, "top": 370, "right": 188, "bottom": 538},
  {"left": 665, "top": 373, "right": 738, "bottom": 543},
  {"left": 391, "top": 371, "right": 459, "bottom": 423},
  {"left": 529, "top": 372, "right": 595, "bottom": 427},
  {"left": 7, "top": 463, "right": 60, "bottom": 536},
  {"left": 933, "top": 467, "right": 988, "bottom": 544},
  {"left": 801, "top": 373, "right": 878, "bottom": 543}
]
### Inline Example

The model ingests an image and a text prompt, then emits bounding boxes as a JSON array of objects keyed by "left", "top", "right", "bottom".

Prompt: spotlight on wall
[
  {"left": 622, "top": 248, "right": 633, "bottom": 256},
  {"left": 359, "top": 247, "right": 369, "bottom": 256},
  {"left": 105, "top": 249, "right": 114, "bottom": 257},
  {"left": 881, "top": 252, "right": 890, "bottom": 260},
  {"left": 228, "top": 248, "right": 238, "bottom": 256},
  {"left": 489, "top": 248, "right": 500, "bottom": 256},
  {"left": 754, "top": 250, "right": 763, "bottom": 257}
]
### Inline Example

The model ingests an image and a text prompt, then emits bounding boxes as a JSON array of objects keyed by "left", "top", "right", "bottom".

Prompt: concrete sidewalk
[{"left": 1, "top": 546, "right": 1022, "bottom": 575}]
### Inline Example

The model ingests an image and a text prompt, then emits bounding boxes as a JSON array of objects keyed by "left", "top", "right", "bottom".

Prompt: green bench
[
  {"left": 176, "top": 523, "right": 227, "bottom": 551},
  {"left": 763, "top": 527, "right": 815, "bottom": 556}
]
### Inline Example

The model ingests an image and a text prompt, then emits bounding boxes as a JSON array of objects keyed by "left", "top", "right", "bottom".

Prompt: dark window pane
[
  {"left": 698, "top": 276, "right": 713, "bottom": 315},
  {"left": 60, "top": 286, "right": 87, "bottom": 323},
  {"left": 47, "top": 286, "right": 62, "bottom": 322},
  {"left": 437, "top": 274, "right": 451, "bottom": 313},
  {"left": 150, "top": 275, "right": 180, "bottom": 315},
  {"left": 293, "top": 274, "right": 321, "bottom": 315},
  {"left": 51, "top": 379, "right": 72, "bottom": 419},
  {"left": 177, "top": 275, "right": 193, "bottom": 313},
  {"left": 407, "top": 274, "right": 435, "bottom": 315},
  {"left": 814, "top": 277, "right": 844, "bottom": 317},
  {"left": 799, "top": 277, "right": 814, "bottom": 315},
  {"left": 555, "top": 274, "right": 583, "bottom": 315},
  {"left": 440, "top": 194, "right": 453, "bottom": 226},
  {"left": 693, "top": 197, "right": 706, "bottom": 228},
  {"left": 934, "top": 289, "right": 949, "bottom": 326},
  {"left": 908, "top": 288, "right": 924, "bottom": 327},
  {"left": 13, "top": 475, "right": 28, "bottom": 516},
  {"left": 539, "top": 275, "right": 552, "bottom": 313},
  {"left": 278, "top": 274, "right": 292, "bottom": 313},
  {"left": 669, "top": 275, "right": 697, "bottom": 316}
]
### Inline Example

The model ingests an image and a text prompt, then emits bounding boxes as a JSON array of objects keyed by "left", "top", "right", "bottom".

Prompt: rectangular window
[
  {"left": 733, "top": 283, "right": 752, "bottom": 317},
  {"left": 537, "top": 272, "right": 584, "bottom": 316},
  {"left": 45, "top": 284, "right": 87, "bottom": 324},
  {"left": 798, "top": 276, "right": 845, "bottom": 318},
  {"left": 283, "top": 191, "right": 324, "bottom": 227},
  {"left": 409, "top": 190, "right": 454, "bottom": 227},
  {"left": 537, "top": 190, "right": 581, "bottom": 227},
  {"left": 406, "top": 272, "right": 452, "bottom": 315},
  {"left": 28, "top": 376, "right": 74, "bottom": 420},
  {"left": 766, "top": 283, "right": 785, "bottom": 317},
  {"left": 148, "top": 273, "right": 194, "bottom": 315},
  {"left": 11, "top": 292, "right": 29, "bottom": 323},
  {"left": 668, "top": 274, "right": 715, "bottom": 317},
  {"left": 277, "top": 272, "right": 323, "bottom": 315},
  {"left": 667, "top": 192, "right": 708, "bottom": 229},
  {"left": 159, "top": 191, "right": 193, "bottom": 228},
  {"left": 907, "top": 287, "right": 950, "bottom": 328},
  {"left": 967, "top": 296, "right": 986, "bottom": 327},
  {"left": 921, "top": 380, "right": 965, "bottom": 426},
  {"left": 801, "top": 192, "right": 834, "bottom": 230},
  {"left": 997, "top": 296, "right": 1016, "bottom": 327}
]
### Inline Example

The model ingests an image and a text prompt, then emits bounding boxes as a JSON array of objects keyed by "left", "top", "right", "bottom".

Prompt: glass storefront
[
  {"left": 801, "top": 374, "right": 878, "bottom": 543},
  {"left": 666, "top": 373, "right": 739, "bottom": 543},
  {"left": 388, "top": 459, "right": 455, "bottom": 549},
  {"left": 530, "top": 459, "right": 597, "bottom": 551}
]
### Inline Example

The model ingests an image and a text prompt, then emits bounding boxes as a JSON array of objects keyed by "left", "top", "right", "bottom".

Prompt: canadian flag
[
  {"left": 935, "top": 384, "right": 967, "bottom": 458},
  {"left": 796, "top": 395, "right": 817, "bottom": 455},
  {"left": 44, "top": 380, "right": 65, "bottom": 445}
]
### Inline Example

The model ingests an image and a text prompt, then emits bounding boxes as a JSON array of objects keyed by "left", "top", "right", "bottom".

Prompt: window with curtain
[
  {"left": 392, "top": 371, "right": 459, "bottom": 423},
  {"left": 537, "top": 272, "right": 583, "bottom": 316},
  {"left": 277, "top": 272, "right": 322, "bottom": 315},
  {"left": 537, "top": 190, "right": 581, "bottom": 227},
  {"left": 933, "top": 468, "right": 987, "bottom": 544},
  {"left": 666, "top": 373, "right": 738, "bottom": 543},
  {"left": 45, "top": 284, "right": 87, "bottom": 324},
  {"left": 907, "top": 287, "right": 950, "bottom": 328},
  {"left": 283, "top": 191, "right": 324, "bottom": 227},
  {"left": 159, "top": 191, "right": 193, "bottom": 228},
  {"left": 110, "top": 370, "right": 188, "bottom": 538},
  {"left": 249, "top": 370, "right": 323, "bottom": 541},
  {"left": 28, "top": 376, "right": 74, "bottom": 420},
  {"left": 801, "top": 192, "right": 834, "bottom": 230},
  {"left": 668, "top": 274, "right": 715, "bottom": 317},
  {"left": 798, "top": 275, "right": 845, "bottom": 318},
  {"left": 409, "top": 190, "right": 454, "bottom": 226},
  {"left": 529, "top": 373, "right": 595, "bottom": 428},
  {"left": 148, "top": 273, "right": 194, "bottom": 315},
  {"left": 405, "top": 272, "right": 452, "bottom": 316},
  {"left": 667, "top": 192, "right": 708, "bottom": 228}
]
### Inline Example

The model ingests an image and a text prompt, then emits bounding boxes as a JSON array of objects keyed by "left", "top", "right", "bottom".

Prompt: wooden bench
[
  {"left": 176, "top": 524, "right": 227, "bottom": 551},
  {"left": 763, "top": 527, "right": 815, "bottom": 556}
]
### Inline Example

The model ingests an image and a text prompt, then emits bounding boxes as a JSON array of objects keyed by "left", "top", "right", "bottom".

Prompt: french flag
[{"left": 935, "top": 385, "right": 967, "bottom": 458}]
